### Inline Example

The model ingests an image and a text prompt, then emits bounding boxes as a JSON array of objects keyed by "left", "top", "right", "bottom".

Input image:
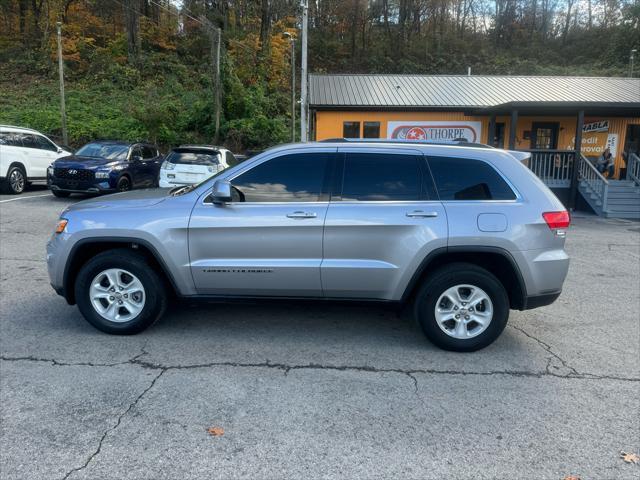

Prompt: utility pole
[
  {"left": 214, "top": 26, "right": 221, "bottom": 143},
  {"left": 630, "top": 49, "right": 637, "bottom": 78},
  {"left": 56, "top": 22, "right": 68, "bottom": 146},
  {"left": 201, "top": 16, "right": 222, "bottom": 144},
  {"left": 283, "top": 32, "right": 296, "bottom": 142},
  {"left": 300, "top": 0, "right": 308, "bottom": 142}
]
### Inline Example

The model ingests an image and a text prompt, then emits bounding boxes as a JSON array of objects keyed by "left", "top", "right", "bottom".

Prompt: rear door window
[
  {"left": 427, "top": 156, "right": 516, "bottom": 201},
  {"left": 21, "top": 134, "right": 40, "bottom": 149},
  {"left": 142, "top": 146, "right": 157, "bottom": 159},
  {"left": 338, "top": 152, "right": 424, "bottom": 201}
]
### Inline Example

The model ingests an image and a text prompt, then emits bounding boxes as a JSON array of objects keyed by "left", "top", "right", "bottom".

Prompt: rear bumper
[{"left": 522, "top": 291, "right": 562, "bottom": 310}]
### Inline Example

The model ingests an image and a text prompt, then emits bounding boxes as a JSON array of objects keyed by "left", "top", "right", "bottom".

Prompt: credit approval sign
[{"left": 387, "top": 121, "right": 482, "bottom": 143}]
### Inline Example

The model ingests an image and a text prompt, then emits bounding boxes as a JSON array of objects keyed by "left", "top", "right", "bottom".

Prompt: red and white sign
[{"left": 387, "top": 121, "right": 482, "bottom": 143}]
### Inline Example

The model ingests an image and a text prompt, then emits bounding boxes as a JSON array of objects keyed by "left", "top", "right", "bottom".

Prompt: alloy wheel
[
  {"left": 434, "top": 284, "right": 494, "bottom": 339},
  {"left": 9, "top": 169, "right": 25, "bottom": 193},
  {"left": 89, "top": 268, "right": 146, "bottom": 322}
]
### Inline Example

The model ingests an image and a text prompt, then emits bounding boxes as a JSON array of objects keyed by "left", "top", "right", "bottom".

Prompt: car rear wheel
[
  {"left": 52, "top": 190, "right": 71, "bottom": 198},
  {"left": 2, "top": 166, "right": 26, "bottom": 194},
  {"left": 117, "top": 176, "right": 131, "bottom": 192},
  {"left": 414, "top": 263, "right": 509, "bottom": 352},
  {"left": 74, "top": 249, "right": 167, "bottom": 334}
]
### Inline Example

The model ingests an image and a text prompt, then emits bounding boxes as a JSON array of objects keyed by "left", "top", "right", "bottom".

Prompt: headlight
[
  {"left": 161, "top": 161, "right": 175, "bottom": 170},
  {"left": 95, "top": 171, "right": 110, "bottom": 179},
  {"left": 47, "top": 165, "right": 54, "bottom": 176},
  {"left": 55, "top": 219, "right": 68, "bottom": 234}
]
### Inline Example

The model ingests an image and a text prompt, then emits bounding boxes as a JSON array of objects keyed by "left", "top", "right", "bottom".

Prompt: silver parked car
[{"left": 47, "top": 140, "right": 570, "bottom": 351}]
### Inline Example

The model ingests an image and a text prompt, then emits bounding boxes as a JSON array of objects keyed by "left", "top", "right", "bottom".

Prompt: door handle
[
  {"left": 406, "top": 210, "right": 438, "bottom": 218},
  {"left": 286, "top": 211, "right": 317, "bottom": 219}
]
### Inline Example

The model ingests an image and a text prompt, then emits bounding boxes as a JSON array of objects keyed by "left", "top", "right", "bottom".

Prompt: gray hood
[{"left": 64, "top": 189, "right": 169, "bottom": 212}]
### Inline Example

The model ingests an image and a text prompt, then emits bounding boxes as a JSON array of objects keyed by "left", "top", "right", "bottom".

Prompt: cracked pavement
[{"left": 1, "top": 190, "right": 639, "bottom": 479}]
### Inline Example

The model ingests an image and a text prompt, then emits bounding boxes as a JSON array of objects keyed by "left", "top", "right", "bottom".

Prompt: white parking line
[{"left": 0, "top": 193, "right": 51, "bottom": 204}]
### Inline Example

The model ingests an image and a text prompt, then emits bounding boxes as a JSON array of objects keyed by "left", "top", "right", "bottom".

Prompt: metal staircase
[{"left": 577, "top": 153, "right": 640, "bottom": 219}]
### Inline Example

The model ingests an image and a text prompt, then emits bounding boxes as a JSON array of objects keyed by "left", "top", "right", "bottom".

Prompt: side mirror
[
  {"left": 131, "top": 155, "right": 142, "bottom": 162},
  {"left": 57, "top": 147, "right": 63, "bottom": 154},
  {"left": 211, "top": 180, "right": 232, "bottom": 204}
]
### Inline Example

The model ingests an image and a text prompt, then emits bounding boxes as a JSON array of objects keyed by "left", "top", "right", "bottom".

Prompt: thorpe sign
[{"left": 388, "top": 121, "right": 482, "bottom": 143}]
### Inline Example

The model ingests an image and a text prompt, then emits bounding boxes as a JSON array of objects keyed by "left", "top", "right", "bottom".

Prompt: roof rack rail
[{"left": 318, "top": 138, "right": 493, "bottom": 149}]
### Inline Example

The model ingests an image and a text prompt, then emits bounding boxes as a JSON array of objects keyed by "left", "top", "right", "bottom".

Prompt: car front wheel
[
  {"left": 414, "top": 263, "right": 509, "bottom": 352},
  {"left": 74, "top": 249, "right": 167, "bottom": 334}
]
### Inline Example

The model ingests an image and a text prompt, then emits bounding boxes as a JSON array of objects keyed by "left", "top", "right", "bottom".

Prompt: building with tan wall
[
  {"left": 309, "top": 75, "right": 640, "bottom": 177},
  {"left": 308, "top": 75, "right": 640, "bottom": 216}
]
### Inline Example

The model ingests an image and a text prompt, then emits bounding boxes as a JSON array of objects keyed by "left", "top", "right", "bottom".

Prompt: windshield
[
  {"left": 76, "top": 143, "right": 129, "bottom": 160},
  {"left": 166, "top": 149, "right": 220, "bottom": 166}
]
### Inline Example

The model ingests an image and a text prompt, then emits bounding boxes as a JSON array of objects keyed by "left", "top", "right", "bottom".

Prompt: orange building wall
[{"left": 314, "top": 110, "right": 640, "bottom": 176}]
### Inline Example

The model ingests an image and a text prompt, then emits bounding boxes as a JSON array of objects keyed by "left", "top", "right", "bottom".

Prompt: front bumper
[{"left": 49, "top": 177, "right": 116, "bottom": 194}]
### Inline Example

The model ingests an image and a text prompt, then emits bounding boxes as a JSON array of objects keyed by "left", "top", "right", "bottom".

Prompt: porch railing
[
  {"left": 628, "top": 153, "right": 640, "bottom": 186},
  {"left": 525, "top": 150, "right": 575, "bottom": 188},
  {"left": 578, "top": 153, "right": 609, "bottom": 211}
]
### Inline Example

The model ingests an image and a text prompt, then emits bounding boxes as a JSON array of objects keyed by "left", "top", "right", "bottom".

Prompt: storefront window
[
  {"left": 363, "top": 122, "right": 381, "bottom": 138},
  {"left": 343, "top": 121, "right": 360, "bottom": 138}
]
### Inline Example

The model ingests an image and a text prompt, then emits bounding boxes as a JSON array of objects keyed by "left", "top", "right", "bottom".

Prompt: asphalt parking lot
[{"left": 1, "top": 187, "right": 639, "bottom": 480}]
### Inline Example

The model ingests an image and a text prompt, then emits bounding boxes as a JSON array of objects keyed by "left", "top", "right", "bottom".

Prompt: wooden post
[
  {"left": 569, "top": 110, "right": 584, "bottom": 210},
  {"left": 508, "top": 110, "right": 518, "bottom": 150},
  {"left": 56, "top": 22, "right": 68, "bottom": 146},
  {"left": 214, "top": 26, "right": 221, "bottom": 144}
]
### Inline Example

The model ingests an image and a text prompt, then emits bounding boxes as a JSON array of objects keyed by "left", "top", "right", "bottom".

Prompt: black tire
[
  {"left": 74, "top": 249, "right": 167, "bottom": 334},
  {"left": 117, "top": 175, "right": 131, "bottom": 192},
  {"left": 1, "top": 165, "right": 26, "bottom": 194},
  {"left": 52, "top": 190, "right": 71, "bottom": 198},
  {"left": 414, "top": 263, "right": 509, "bottom": 352}
]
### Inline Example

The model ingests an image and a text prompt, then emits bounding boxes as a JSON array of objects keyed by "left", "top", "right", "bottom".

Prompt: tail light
[{"left": 542, "top": 211, "right": 571, "bottom": 229}]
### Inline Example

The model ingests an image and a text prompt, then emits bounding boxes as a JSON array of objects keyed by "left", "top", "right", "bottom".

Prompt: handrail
[
  {"left": 523, "top": 149, "right": 575, "bottom": 187},
  {"left": 628, "top": 153, "right": 640, "bottom": 186},
  {"left": 581, "top": 154, "right": 609, "bottom": 185},
  {"left": 578, "top": 153, "right": 609, "bottom": 211}
]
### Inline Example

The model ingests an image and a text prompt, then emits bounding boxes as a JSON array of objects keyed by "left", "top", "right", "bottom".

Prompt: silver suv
[{"left": 47, "top": 141, "right": 570, "bottom": 351}]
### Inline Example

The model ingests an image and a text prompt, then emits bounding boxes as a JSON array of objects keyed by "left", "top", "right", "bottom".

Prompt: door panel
[
  {"left": 189, "top": 202, "right": 329, "bottom": 295},
  {"left": 321, "top": 148, "right": 448, "bottom": 300},
  {"left": 322, "top": 202, "right": 447, "bottom": 299},
  {"left": 188, "top": 149, "right": 335, "bottom": 296}
]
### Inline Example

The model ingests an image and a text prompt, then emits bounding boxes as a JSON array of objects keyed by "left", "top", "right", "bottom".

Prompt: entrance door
[
  {"left": 492, "top": 123, "right": 505, "bottom": 148},
  {"left": 623, "top": 125, "right": 640, "bottom": 156},
  {"left": 531, "top": 122, "right": 559, "bottom": 149}
]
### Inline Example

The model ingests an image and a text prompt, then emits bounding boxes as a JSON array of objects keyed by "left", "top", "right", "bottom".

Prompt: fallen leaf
[
  {"left": 207, "top": 426, "right": 225, "bottom": 437},
  {"left": 562, "top": 476, "right": 581, "bottom": 480},
  {"left": 620, "top": 451, "right": 639, "bottom": 464}
]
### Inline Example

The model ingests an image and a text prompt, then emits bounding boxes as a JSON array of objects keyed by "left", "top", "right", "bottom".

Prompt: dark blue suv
[{"left": 48, "top": 141, "right": 162, "bottom": 197}]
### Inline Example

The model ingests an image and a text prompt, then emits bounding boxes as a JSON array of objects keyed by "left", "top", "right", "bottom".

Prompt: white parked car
[
  {"left": 0, "top": 125, "right": 73, "bottom": 194},
  {"left": 159, "top": 145, "right": 239, "bottom": 188}
]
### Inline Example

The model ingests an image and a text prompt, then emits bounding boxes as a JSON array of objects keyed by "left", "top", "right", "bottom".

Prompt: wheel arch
[
  {"left": 62, "top": 238, "right": 180, "bottom": 305},
  {"left": 401, "top": 246, "right": 527, "bottom": 310}
]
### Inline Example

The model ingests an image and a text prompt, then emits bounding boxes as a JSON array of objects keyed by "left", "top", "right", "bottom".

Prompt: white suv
[
  {"left": 0, "top": 125, "right": 72, "bottom": 194},
  {"left": 159, "top": 145, "right": 238, "bottom": 188}
]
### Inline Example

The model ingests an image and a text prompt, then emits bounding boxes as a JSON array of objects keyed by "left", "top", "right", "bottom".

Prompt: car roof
[
  {"left": 176, "top": 144, "right": 224, "bottom": 150},
  {"left": 0, "top": 125, "right": 46, "bottom": 135}
]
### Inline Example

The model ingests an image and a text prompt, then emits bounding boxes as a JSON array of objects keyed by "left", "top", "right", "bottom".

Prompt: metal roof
[{"left": 309, "top": 74, "right": 640, "bottom": 109}]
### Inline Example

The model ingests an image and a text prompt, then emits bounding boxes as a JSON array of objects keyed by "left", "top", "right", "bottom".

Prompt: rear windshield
[
  {"left": 76, "top": 143, "right": 129, "bottom": 160},
  {"left": 166, "top": 149, "right": 220, "bottom": 165}
]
